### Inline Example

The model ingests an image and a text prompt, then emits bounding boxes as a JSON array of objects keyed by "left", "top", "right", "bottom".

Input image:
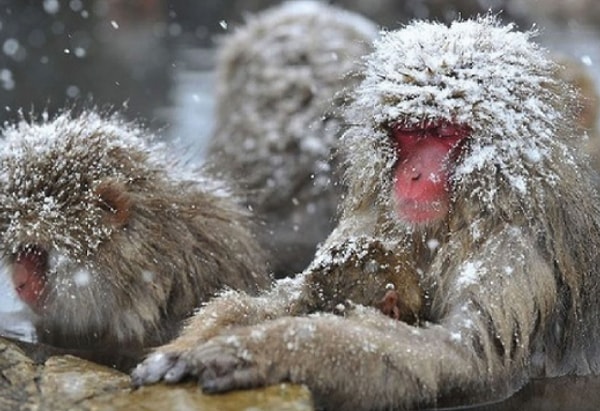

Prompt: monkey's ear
[{"left": 94, "top": 180, "right": 132, "bottom": 228}]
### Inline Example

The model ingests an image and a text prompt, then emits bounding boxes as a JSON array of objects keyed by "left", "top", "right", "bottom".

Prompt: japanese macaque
[
  {"left": 0, "top": 110, "right": 270, "bottom": 364},
  {"left": 206, "top": 1, "right": 378, "bottom": 277},
  {"left": 132, "top": 17, "right": 600, "bottom": 410}
]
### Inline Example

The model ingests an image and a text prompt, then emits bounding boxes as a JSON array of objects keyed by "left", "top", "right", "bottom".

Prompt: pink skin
[
  {"left": 11, "top": 247, "right": 47, "bottom": 311},
  {"left": 392, "top": 122, "right": 468, "bottom": 224}
]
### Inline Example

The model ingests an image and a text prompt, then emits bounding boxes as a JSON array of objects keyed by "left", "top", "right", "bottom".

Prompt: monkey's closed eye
[{"left": 94, "top": 180, "right": 132, "bottom": 228}]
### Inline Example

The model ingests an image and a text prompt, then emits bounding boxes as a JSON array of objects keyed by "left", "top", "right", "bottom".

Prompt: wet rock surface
[
  {"left": 4, "top": 335, "right": 600, "bottom": 410},
  {"left": 0, "top": 337, "right": 313, "bottom": 411}
]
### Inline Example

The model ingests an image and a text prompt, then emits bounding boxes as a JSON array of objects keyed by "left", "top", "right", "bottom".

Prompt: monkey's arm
[
  {"left": 132, "top": 228, "right": 557, "bottom": 409},
  {"left": 131, "top": 277, "right": 304, "bottom": 383}
]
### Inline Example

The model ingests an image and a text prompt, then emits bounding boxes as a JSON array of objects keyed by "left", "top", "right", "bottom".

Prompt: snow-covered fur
[
  {"left": 324, "top": 14, "right": 600, "bottom": 399},
  {"left": 342, "top": 16, "right": 580, "bottom": 227},
  {"left": 132, "top": 17, "right": 600, "bottom": 410},
  {"left": 0, "top": 110, "right": 270, "bottom": 355},
  {"left": 207, "top": 0, "right": 378, "bottom": 276}
]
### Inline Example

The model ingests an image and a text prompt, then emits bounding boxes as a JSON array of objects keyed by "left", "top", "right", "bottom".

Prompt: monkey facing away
[
  {"left": 0, "top": 110, "right": 270, "bottom": 362},
  {"left": 132, "top": 16, "right": 600, "bottom": 410},
  {"left": 207, "top": 1, "right": 378, "bottom": 277}
]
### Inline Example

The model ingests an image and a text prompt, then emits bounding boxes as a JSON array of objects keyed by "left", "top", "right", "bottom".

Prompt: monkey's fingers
[
  {"left": 193, "top": 338, "right": 268, "bottom": 393},
  {"left": 163, "top": 357, "right": 191, "bottom": 382},
  {"left": 202, "top": 368, "right": 264, "bottom": 393},
  {"left": 131, "top": 351, "right": 182, "bottom": 387}
]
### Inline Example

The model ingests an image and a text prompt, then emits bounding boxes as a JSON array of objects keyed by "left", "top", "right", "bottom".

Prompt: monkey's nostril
[{"left": 411, "top": 168, "right": 421, "bottom": 181}]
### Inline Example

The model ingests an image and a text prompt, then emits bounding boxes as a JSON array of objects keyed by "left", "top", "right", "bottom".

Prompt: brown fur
[
  {"left": 0, "top": 110, "right": 271, "bottom": 365},
  {"left": 132, "top": 17, "right": 600, "bottom": 411}
]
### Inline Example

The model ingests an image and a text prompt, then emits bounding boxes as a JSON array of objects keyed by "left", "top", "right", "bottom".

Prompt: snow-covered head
[
  {"left": 0, "top": 111, "right": 172, "bottom": 336},
  {"left": 210, "top": 0, "right": 378, "bottom": 205},
  {"left": 0, "top": 110, "right": 244, "bottom": 346},
  {"left": 353, "top": 16, "right": 563, "bottom": 132},
  {"left": 0, "top": 110, "right": 165, "bottom": 260},
  {"left": 341, "top": 16, "right": 582, "bottom": 232}
]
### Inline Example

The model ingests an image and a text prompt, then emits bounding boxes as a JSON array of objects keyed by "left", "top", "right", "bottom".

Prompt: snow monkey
[
  {"left": 0, "top": 110, "right": 271, "bottom": 364},
  {"left": 132, "top": 17, "right": 600, "bottom": 410},
  {"left": 206, "top": 1, "right": 378, "bottom": 277}
]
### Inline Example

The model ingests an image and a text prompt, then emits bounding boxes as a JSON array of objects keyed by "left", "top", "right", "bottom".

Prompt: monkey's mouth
[{"left": 11, "top": 245, "right": 48, "bottom": 310}]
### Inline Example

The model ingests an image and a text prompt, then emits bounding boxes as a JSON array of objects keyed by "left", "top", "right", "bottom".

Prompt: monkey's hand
[
  {"left": 130, "top": 293, "right": 267, "bottom": 386},
  {"left": 132, "top": 313, "right": 414, "bottom": 397},
  {"left": 131, "top": 318, "right": 295, "bottom": 389},
  {"left": 132, "top": 279, "right": 304, "bottom": 387},
  {"left": 131, "top": 306, "right": 533, "bottom": 410},
  {"left": 134, "top": 310, "right": 389, "bottom": 391},
  {"left": 130, "top": 315, "right": 218, "bottom": 387}
]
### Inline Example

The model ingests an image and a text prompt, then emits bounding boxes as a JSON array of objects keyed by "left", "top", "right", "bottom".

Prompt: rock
[
  {"left": 0, "top": 337, "right": 313, "bottom": 411},
  {"left": 0, "top": 337, "right": 40, "bottom": 410},
  {"left": 107, "top": 383, "right": 313, "bottom": 411}
]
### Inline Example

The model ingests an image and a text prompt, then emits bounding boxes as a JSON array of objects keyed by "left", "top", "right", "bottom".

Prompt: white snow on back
[
  {"left": 72, "top": 269, "right": 91, "bottom": 287},
  {"left": 308, "top": 236, "right": 372, "bottom": 271},
  {"left": 274, "top": 1, "right": 379, "bottom": 40},
  {"left": 141, "top": 270, "right": 155, "bottom": 283},
  {"left": 209, "top": 0, "right": 377, "bottom": 206}
]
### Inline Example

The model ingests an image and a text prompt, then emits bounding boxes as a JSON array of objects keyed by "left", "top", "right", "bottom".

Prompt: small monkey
[
  {"left": 0, "top": 110, "right": 271, "bottom": 364},
  {"left": 207, "top": 1, "right": 378, "bottom": 277},
  {"left": 133, "top": 16, "right": 600, "bottom": 411},
  {"left": 293, "top": 237, "right": 423, "bottom": 324}
]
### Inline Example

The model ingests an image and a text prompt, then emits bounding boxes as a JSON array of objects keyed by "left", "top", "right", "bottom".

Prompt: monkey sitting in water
[
  {"left": 133, "top": 16, "right": 600, "bottom": 410},
  {"left": 0, "top": 110, "right": 271, "bottom": 366}
]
